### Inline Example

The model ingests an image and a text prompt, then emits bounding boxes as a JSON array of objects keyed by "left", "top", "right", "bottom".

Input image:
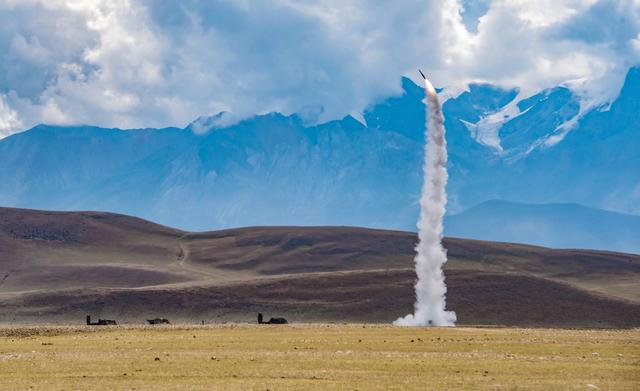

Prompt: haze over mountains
[
  {"left": 0, "top": 66, "right": 638, "bottom": 252},
  {"left": 445, "top": 200, "right": 640, "bottom": 254}
]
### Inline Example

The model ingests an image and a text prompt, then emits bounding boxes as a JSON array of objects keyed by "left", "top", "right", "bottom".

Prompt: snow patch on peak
[
  {"left": 188, "top": 112, "right": 230, "bottom": 134},
  {"left": 348, "top": 111, "right": 367, "bottom": 126},
  {"left": 539, "top": 78, "right": 606, "bottom": 148},
  {"left": 437, "top": 84, "right": 469, "bottom": 104},
  {"left": 462, "top": 90, "right": 532, "bottom": 151},
  {"left": 561, "top": 71, "right": 626, "bottom": 114},
  {"left": 542, "top": 111, "right": 581, "bottom": 148}
]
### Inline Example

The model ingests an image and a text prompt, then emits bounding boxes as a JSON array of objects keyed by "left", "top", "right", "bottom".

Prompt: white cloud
[
  {"left": 0, "top": 94, "right": 22, "bottom": 135},
  {"left": 0, "top": 0, "right": 638, "bottom": 137},
  {"left": 499, "top": 0, "right": 597, "bottom": 27}
]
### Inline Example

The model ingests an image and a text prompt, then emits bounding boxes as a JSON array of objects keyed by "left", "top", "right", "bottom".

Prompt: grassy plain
[{"left": 0, "top": 325, "right": 638, "bottom": 390}]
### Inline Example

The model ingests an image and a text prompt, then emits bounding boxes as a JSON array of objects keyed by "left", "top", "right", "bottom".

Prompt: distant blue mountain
[
  {"left": 0, "top": 66, "right": 638, "bottom": 252},
  {"left": 445, "top": 200, "right": 640, "bottom": 254}
]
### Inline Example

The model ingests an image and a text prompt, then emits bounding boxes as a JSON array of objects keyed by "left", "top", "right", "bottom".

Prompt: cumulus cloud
[{"left": 0, "top": 0, "right": 638, "bottom": 137}]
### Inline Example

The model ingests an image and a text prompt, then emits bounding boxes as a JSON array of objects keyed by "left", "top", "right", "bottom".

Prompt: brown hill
[{"left": 1, "top": 207, "right": 639, "bottom": 327}]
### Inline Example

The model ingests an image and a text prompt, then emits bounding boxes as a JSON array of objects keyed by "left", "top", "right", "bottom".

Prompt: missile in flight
[{"left": 419, "top": 69, "right": 426, "bottom": 80}]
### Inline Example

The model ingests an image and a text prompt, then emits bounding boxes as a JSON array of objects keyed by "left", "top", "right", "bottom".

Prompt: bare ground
[{"left": 1, "top": 207, "right": 639, "bottom": 327}]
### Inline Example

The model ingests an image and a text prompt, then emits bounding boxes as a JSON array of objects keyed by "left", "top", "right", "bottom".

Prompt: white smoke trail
[{"left": 394, "top": 77, "right": 456, "bottom": 327}]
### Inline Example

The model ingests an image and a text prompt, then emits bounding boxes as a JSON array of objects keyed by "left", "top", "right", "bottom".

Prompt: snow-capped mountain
[{"left": 0, "top": 66, "right": 638, "bottom": 251}]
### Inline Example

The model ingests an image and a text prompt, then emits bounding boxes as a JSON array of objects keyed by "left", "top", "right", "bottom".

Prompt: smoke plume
[{"left": 394, "top": 77, "right": 456, "bottom": 327}]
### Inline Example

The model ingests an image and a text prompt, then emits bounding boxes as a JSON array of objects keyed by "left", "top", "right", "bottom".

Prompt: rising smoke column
[{"left": 394, "top": 77, "right": 456, "bottom": 327}]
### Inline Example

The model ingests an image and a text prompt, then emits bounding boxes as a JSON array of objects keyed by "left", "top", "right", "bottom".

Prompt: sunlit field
[{"left": 1, "top": 325, "right": 638, "bottom": 390}]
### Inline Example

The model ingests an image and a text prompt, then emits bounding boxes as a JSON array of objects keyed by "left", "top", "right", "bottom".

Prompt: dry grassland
[{"left": 0, "top": 325, "right": 638, "bottom": 390}]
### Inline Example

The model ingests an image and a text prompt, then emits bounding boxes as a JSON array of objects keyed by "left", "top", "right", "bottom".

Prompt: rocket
[{"left": 418, "top": 69, "right": 437, "bottom": 97}]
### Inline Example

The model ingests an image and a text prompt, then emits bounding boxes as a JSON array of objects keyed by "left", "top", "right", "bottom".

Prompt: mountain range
[{"left": 0, "top": 66, "right": 638, "bottom": 252}]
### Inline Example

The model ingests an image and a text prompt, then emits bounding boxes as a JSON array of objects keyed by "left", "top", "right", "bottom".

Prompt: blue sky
[{"left": 0, "top": 0, "right": 638, "bottom": 137}]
